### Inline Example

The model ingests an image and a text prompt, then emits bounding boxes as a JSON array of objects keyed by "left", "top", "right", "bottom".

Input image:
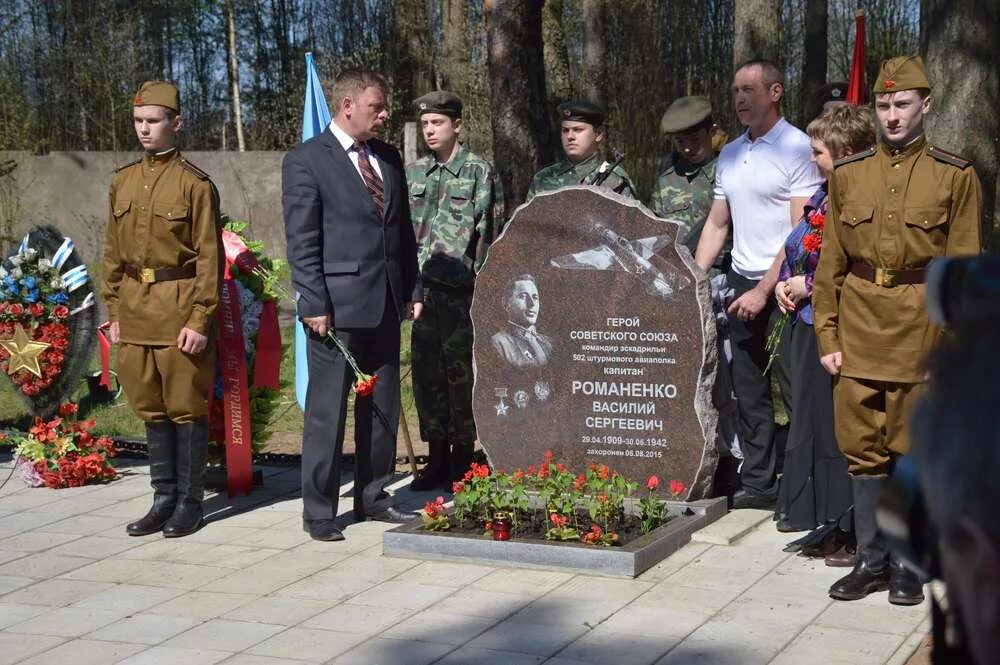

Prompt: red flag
[{"left": 846, "top": 8, "right": 867, "bottom": 105}]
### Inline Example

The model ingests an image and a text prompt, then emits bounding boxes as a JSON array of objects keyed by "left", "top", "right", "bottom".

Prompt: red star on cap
[{"left": 885, "top": 80, "right": 895, "bottom": 89}]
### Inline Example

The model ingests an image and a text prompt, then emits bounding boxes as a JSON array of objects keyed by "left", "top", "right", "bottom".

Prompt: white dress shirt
[{"left": 328, "top": 119, "right": 384, "bottom": 181}]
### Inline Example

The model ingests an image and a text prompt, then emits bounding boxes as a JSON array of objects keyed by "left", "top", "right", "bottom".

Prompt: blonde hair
[
  {"left": 806, "top": 105, "right": 876, "bottom": 160},
  {"left": 324, "top": 70, "right": 388, "bottom": 113}
]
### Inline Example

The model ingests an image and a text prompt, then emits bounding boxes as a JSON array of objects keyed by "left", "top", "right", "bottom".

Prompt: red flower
[
  {"left": 59, "top": 402, "right": 79, "bottom": 417},
  {"left": 550, "top": 513, "right": 569, "bottom": 528},
  {"left": 669, "top": 479, "right": 687, "bottom": 497},
  {"left": 423, "top": 496, "right": 446, "bottom": 519},
  {"left": 573, "top": 474, "right": 586, "bottom": 490},
  {"left": 353, "top": 374, "right": 378, "bottom": 397},
  {"left": 555, "top": 463, "right": 567, "bottom": 473},
  {"left": 9, "top": 303, "right": 23, "bottom": 316},
  {"left": 28, "top": 303, "right": 44, "bottom": 318},
  {"left": 473, "top": 463, "right": 490, "bottom": 479},
  {"left": 802, "top": 232, "right": 822, "bottom": 253},
  {"left": 527, "top": 465, "right": 537, "bottom": 475},
  {"left": 807, "top": 210, "right": 826, "bottom": 230},
  {"left": 512, "top": 470, "right": 525, "bottom": 482},
  {"left": 544, "top": 450, "right": 554, "bottom": 462},
  {"left": 52, "top": 305, "right": 70, "bottom": 320},
  {"left": 451, "top": 481, "right": 465, "bottom": 494},
  {"left": 646, "top": 475, "right": 660, "bottom": 491},
  {"left": 598, "top": 465, "right": 610, "bottom": 480}
]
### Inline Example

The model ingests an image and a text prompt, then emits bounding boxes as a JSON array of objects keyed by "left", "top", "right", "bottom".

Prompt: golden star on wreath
[{"left": 0, "top": 324, "right": 51, "bottom": 378}]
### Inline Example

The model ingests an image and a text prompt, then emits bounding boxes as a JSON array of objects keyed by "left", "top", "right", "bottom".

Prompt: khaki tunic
[
  {"left": 813, "top": 137, "right": 982, "bottom": 383},
  {"left": 101, "top": 149, "right": 221, "bottom": 422},
  {"left": 101, "top": 149, "right": 221, "bottom": 345}
]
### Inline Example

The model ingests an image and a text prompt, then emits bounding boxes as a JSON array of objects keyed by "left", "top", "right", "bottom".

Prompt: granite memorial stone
[{"left": 471, "top": 187, "right": 719, "bottom": 499}]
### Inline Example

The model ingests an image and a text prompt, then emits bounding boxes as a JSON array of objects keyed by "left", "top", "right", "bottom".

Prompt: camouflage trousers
[{"left": 411, "top": 288, "right": 477, "bottom": 445}]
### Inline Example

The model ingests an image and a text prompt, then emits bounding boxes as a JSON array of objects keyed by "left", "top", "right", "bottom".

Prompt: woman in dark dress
[{"left": 774, "top": 106, "right": 876, "bottom": 555}]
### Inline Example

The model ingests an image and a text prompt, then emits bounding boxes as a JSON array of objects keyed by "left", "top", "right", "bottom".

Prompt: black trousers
[
  {"left": 777, "top": 319, "right": 851, "bottom": 528},
  {"left": 301, "top": 298, "right": 401, "bottom": 522},
  {"left": 727, "top": 270, "right": 792, "bottom": 497}
]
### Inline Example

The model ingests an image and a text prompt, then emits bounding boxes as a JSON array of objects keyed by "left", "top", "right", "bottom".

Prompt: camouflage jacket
[
  {"left": 406, "top": 143, "right": 505, "bottom": 290},
  {"left": 648, "top": 153, "right": 730, "bottom": 259},
  {"left": 526, "top": 151, "right": 637, "bottom": 202}
]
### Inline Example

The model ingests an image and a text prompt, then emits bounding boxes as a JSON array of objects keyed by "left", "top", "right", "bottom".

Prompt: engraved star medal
[{"left": 0, "top": 325, "right": 51, "bottom": 378}]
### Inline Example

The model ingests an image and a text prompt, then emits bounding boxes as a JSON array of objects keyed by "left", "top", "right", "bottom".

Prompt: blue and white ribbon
[
  {"left": 61, "top": 264, "right": 89, "bottom": 292},
  {"left": 70, "top": 292, "right": 94, "bottom": 316},
  {"left": 52, "top": 238, "right": 75, "bottom": 270},
  {"left": 17, "top": 234, "right": 28, "bottom": 255}
]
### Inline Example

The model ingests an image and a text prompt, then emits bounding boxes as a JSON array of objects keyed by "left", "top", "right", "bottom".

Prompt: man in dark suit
[{"left": 283, "top": 70, "right": 423, "bottom": 542}]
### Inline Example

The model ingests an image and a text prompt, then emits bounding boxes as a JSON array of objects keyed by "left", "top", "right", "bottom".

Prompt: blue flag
[{"left": 294, "top": 52, "right": 332, "bottom": 410}]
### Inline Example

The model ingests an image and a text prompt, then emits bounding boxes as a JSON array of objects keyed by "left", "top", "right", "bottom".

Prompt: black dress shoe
[
  {"left": 731, "top": 490, "right": 777, "bottom": 511},
  {"left": 829, "top": 556, "right": 890, "bottom": 601},
  {"left": 303, "top": 520, "right": 345, "bottom": 542},
  {"left": 409, "top": 464, "right": 450, "bottom": 492},
  {"left": 365, "top": 506, "right": 418, "bottom": 524},
  {"left": 776, "top": 518, "right": 810, "bottom": 533},
  {"left": 888, "top": 558, "right": 925, "bottom": 605}
]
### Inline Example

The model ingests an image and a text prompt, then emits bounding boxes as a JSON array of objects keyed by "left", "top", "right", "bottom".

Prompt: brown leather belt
[
  {"left": 124, "top": 264, "right": 196, "bottom": 284},
  {"left": 850, "top": 263, "right": 927, "bottom": 288}
]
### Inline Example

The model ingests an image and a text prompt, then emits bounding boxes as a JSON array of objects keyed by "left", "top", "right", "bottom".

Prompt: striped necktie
[{"left": 354, "top": 141, "right": 385, "bottom": 217}]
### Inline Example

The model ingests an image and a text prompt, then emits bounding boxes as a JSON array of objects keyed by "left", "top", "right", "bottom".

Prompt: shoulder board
[
  {"left": 113, "top": 158, "right": 142, "bottom": 173},
  {"left": 833, "top": 147, "right": 876, "bottom": 168},
  {"left": 179, "top": 158, "right": 211, "bottom": 180},
  {"left": 928, "top": 146, "right": 972, "bottom": 169}
]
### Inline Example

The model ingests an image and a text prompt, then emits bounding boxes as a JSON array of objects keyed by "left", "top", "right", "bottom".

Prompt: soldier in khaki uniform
[
  {"left": 101, "top": 81, "right": 222, "bottom": 538},
  {"left": 813, "top": 57, "right": 982, "bottom": 604},
  {"left": 526, "top": 101, "right": 636, "bottom": 201},
  {"left": 405, "top": 91, "right": 505, "bottom": 490}
]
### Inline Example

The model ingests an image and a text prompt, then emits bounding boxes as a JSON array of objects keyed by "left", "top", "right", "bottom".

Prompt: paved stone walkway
[{"left": 0, "top": 460, "right": 930, "bottom": 664}]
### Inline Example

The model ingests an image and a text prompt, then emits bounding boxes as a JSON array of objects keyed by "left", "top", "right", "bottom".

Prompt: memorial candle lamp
[{"left": 492, "top": 512, "right": 512, "bottom": 541}]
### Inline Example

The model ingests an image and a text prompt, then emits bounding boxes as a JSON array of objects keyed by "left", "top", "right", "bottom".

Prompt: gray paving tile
[
  {"left": 328, "top": 637, "right": 453, "bottom": 665},
  {"left": 436, "top": 647, "right": 546, "bottom": 664},
  {"left": 15, "top": 638, "right": 146, "bottom": 665},
  {"left": 0, "top": 554, "right": 92, "bottom": 579},
  {"left": 161, "top": 618, "right": 285, "bottom": 652},
  {"left": 46, "top": 535, "right": 143, "bottom": 559},
  {"left": 346, "top": 579, "right": 456, "bottom": 611},
  {"left": 300, "top": 602, "right": 414, "bottom": 636},
  {"left": 5, "top": 606, "right": 129, "bottom": 637},
  {"left": 432, "top": 587, "right": 535, "bottom": 619},
  {"left": 772, "top": 625, "right": 906, "bottom": 665},
  {"left": 401, "top": 561, "right": 496, "bottom": 588},
  {"left": 0, "top": 601, "right": 48, "bottom": 628},
  {"left": 557, "top": 625, "right": 679, "bottom": 664},
  {"left": 0, "top": 578, "right": 114, "bottom": 606},
  {"left": 39, "top": 515, "right": 130, "bottom": 535},
  {"left": 0, "top": 632, "right": 66, "bottom": 665},
  {"left": 246, "top": 627, "right": 368, "bottom": 662},
  {"left": 71, "top": 584, "right": 186, "bottom": 613},
  {"left": 219, "top": 656, "right": 312, "bottom": 665},
  {"left": 468, "top": 618, "right": 588, "bottom": 656},
  {"left": 87, "top": 612, "right": 202, "bottom": 644},
  {"left": 0, "top": 549, "right": 28, "bottom": 566},
  {"left": 148, "top": 590, "right": 258, "bottom": 620},
  {"left": 382, "top": 609, "right": 497, "bottom": 645},
  {"left": 116, "top": 646, "right": 233, "bottom": 665},
  {"left": 223, "top": 595, "right": 335, "bottom": 626},
  {"left": 0, "top": 531, "right": 80, "bottom": 552},
  {"left": 0, "top": 574, "right": 34, "bottom": 595}
]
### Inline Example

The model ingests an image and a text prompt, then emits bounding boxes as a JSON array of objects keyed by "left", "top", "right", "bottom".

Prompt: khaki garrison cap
[
  {"left": 873, "top": 56, "right": 931, "bottom": 94},
  {"left": 414, "top": 90, "right": 463, "bottom": 118},
  {"left": 660, "top": 96, "right": 712, "bottom": 134},
  {"left": 557, "top": 100, "right": 605, "bottom": 127},
  {"left": 133, "top": 81, "right": 180, "bottom": 114}
]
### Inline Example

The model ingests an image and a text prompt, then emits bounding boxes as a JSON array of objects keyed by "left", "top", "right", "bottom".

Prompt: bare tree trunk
[
  {"left": 486, "top": 0, "right": 552, "bottom": 210},
  {"left": 225, "top": 0, "right": 246, "bottom": 152},
  {"left": 439, "top": 0, "right": 469, "bottom": 94},
  {"left": 391, "top": 0, "right": 434, "bottom": 145},
  {"left": 541, "top": 0, "right": 571, "bottom": 104},
  {"left": 922, "top": 0, "right": 1000, "bottom": 247},
  {"left": 581, "top": 0, "right": 606, "bottom": 106},
  {"left": 733, "top": 0, "right": 781, "bottom": 67},
  {"left": 800, "top": 0, "right": 828, "bottom": 122}
]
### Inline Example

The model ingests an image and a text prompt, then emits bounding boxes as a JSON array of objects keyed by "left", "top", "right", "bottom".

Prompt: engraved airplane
[{"left": 550, "top": 223, "right": 692, "bottom": 300}]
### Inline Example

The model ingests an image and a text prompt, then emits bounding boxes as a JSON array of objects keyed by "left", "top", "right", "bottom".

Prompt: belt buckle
[
  {"left": 875, "top": 267, "right": 897, "bottom": 288},
  {"left": 139, "top": 268, "right": 156, "bottom": 284}
]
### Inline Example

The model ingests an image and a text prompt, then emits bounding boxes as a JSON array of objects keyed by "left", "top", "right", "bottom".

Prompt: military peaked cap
[
  {"left": 414, "top": 90, "right": 463, "bottom": 118},
  {"left": 873, "top": 56, "right": 931, "bottom": 94},
  {"left": 660, "top": 96, "right": 712, "bottom": 134},
  {"left": 816, "top": 81, "right": 848, "bottom": 106},
  {"left": 134, "top": 81, "right": 180, "bottom": 114},
  {"left": 557, "top": 100, "right": 605, "bottom": 127}
]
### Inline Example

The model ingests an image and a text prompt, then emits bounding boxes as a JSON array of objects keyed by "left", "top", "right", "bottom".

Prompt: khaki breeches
[
  {"left": 117, "top": 343, "right": 215, "bottom": 423},
  {"left": 833, "top": 375, "right": 925, "bottom": 476}
]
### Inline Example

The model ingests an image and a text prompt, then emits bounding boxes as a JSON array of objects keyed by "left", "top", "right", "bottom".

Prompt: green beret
[
  {"left": 660, "top": 96, "right": 712, "bottom": 134},
  {"left": 414, "top": 90, "right": 463, "bottom": 118},
  {"left": 873, "top": 56, "right": 931, "bottom": 94},
  {"left": 134, "top": 80, "right": 180, "bottom": 114},
  {"left": 557, "top": 100, "right": 605, "bottom": 127}
]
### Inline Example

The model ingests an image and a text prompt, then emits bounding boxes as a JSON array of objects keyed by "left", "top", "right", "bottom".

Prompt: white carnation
[
  {"left": 11, "top": 268, "right": 22, "bottom": 278},
  {"left": 38, "top": 259, "right": 51, "bottom": 270}
]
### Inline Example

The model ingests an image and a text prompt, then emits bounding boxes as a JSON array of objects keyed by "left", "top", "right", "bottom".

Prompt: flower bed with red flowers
[
  {"left": 8, "top": 402, "right": 117, "bottom": 488},
  {"left": 0, "top": 247, "right": 73, "bottom": 398},
  {"left": 424, "top": 451, "right": 687, "bottom": 547}
]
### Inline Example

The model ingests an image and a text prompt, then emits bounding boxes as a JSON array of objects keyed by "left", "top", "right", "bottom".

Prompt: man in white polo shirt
[{"left": 695, "top": 59, "right": 823, "bottom": 510}]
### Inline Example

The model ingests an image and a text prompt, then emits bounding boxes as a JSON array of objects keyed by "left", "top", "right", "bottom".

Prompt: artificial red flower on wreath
[
  {"left": 9, "top": 303, "right": 23, "bottom": 316},
  {"left": 28, "top": 303, "right": 44, "bottom": 318},
  {"left": 13, "top": 406, "right": 117, "bottom": 489},
  {"left": 646, "top": 475, "right": 660, "bottom": 491},
  {"left": 52, "top": 305, "right": 69, "bottom": 320}
]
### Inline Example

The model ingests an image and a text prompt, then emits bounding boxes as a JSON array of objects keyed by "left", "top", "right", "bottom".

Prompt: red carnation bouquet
[
  {"left": 10, "top": 402, "right": 117, "bottom": 488},
  {"left": 765, "top": 208, "right": 826, "bottom": 371}
]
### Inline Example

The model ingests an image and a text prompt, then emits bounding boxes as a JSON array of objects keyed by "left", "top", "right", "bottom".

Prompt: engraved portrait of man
[{"left": 491, "top": 274, "right": 554, "bottom": 369}]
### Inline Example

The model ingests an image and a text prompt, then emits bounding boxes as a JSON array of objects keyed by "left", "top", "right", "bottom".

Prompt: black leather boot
[
  {"left": 829, "top": 476, "right": 890, "bottom": 601},
  {"left": 888, "top": 557, "right": 925, "bottom": 605},
  {"left": 127, "top": 421, "right": 178, "bottom": 536},
  {"left": 163, "top": 420, "right": 208, "bottom": 538},
  {"left": 449, "top": 443, "right": 475, "bottom": 485},
  {"left": 409, "top": 439, "right": 451, "bottom": 491}
]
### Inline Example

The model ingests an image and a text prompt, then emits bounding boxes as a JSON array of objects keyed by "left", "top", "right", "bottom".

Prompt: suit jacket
[{"left": 282, "top": 128, "right": 422, "bottom": 328}]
